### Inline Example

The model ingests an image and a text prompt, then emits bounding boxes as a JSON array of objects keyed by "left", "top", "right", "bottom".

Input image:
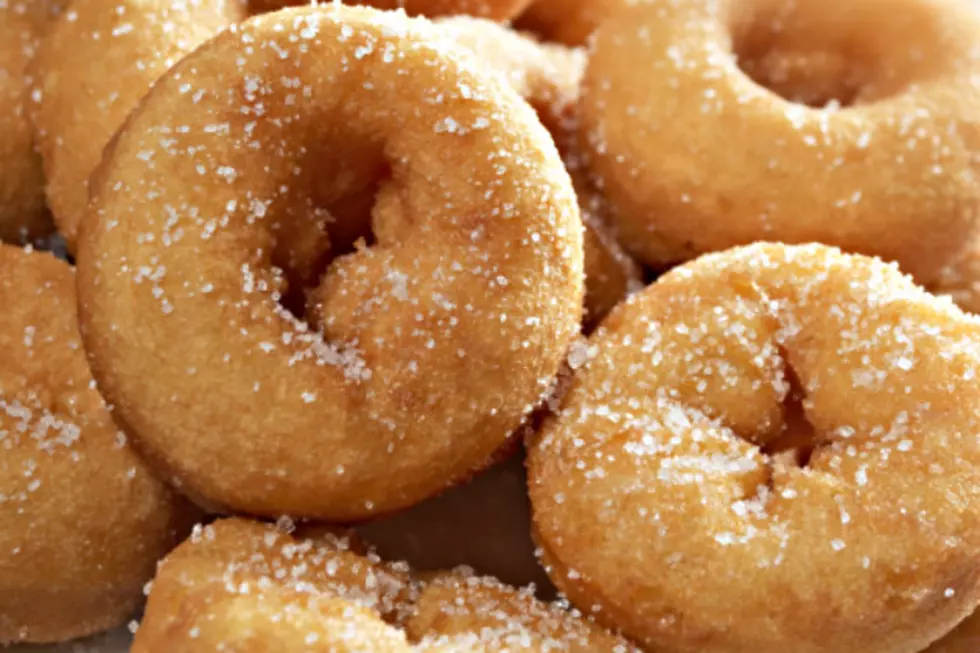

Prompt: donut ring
[
  {"left": 134, "top": 518, "right": 632, "bottom": 652},
  {"left": 29, "top": 0, "right": 247, "bottom": 250},
  {"left": 529, "top": 243, "right": 980, "bottom": 653},
  {"left": 514, "top": 0, "right": 628, "bottom": 46},
  {"left": 0, "top": 244, "right": 193, "bottom": 644},
  {"left": 252, "top": 0, "right": 534, "bottom": 22},
  {"left": 579, "top": 0, "right": 980, "bottom": 281},
  {"left": 77, "top": 5, "right": 583, "bottom": 521},
  {"left": 0, "top": 1, "right": 58, "bottom": 243}
]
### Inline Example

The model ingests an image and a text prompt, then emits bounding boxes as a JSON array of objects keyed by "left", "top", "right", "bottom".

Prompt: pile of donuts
[{"left": 5, "top": 0, "right": 980, "bottom": 651}]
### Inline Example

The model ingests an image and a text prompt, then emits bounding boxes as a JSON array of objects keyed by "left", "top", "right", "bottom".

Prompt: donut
[
  {"left": 356, "top": 454, "right": 553, "bottom": 591},
  {"left": 529, "top": 242, "right": 980, "bottom": 653},
  {"left": 134, "top": 517, "right": 633, "bottom": 652},
  {"left": 252, "top": 0, "right": 534, "bottom": 22},
  {"left": 29, "top": 0, "right": 248, "bottom": 250},
  {"left": 77, "top": 5, "right": 584, "bottom": 520},
  {"left": 930, "top": 241, "right": 980, "bottom": 314},
  {"left": 436, "top": 17, "right": 640, "bottom": 326},
  {"left": 0, "top": 244, "right": 193, "bottom": 644},
  {"left": 579, "top": 0, "right": 980, "bottom": 282},
  {"left": 924, "top": 609, "right": 980, "bottom": 653},
  {"left": 0, "top": 1, "right": 59, "bottom": 243},
  {"left": 514, "top": 0, "right": 628, "bottom": 46}
]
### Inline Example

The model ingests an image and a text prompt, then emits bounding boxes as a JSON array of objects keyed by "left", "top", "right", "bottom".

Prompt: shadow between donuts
[{"left": 75, "top": 5, "right": 583, "bottom": 522}]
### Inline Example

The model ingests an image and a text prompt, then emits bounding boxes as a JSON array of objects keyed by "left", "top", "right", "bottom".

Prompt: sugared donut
[
  {"left": 514, "top": 0, "right": 628, "bottom": 46},
  {"left": 529, "top": 243, "right": 980, "bottom": 653},
  {"left": 77, "top": 5, "right": 583, "bottom": 520},
  {"left": 134, "top": 518, "right": 631, "bottom": 652},
  {"left": 253, "top": 0, "right": 533, "bottom": 21},
  {"left": 0, "top": 244, "right": 193, "bottom": 644},
  {"left": 579, "top": 0, "right": 980, "bottom": 282},
  {"left": 0, "top": 1, "right": 59, "bottom": 243},
  {"left": 29, "top": 0, "right": 247, "bottom": 249}
]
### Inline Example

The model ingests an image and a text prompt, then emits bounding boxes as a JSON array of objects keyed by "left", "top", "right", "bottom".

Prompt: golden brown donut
[
  {"left": 529, "top": 243, "right": 980, "bottom": 653},
  {"left": 134, "top": 518, "right": 631, "bottom": 652},
  {"left": 29, "top": 0, "right": 248, "bottom": 250},
  {"left": 406, "top": 573, "right": 638, "bottom": 651},
  {"left": 930, "top": 240, "right": 980, "bottom": 314},
  {"left": 923, "top": 608, "right": 980, "bottom": 653},
  {"left": 0, "top": 244, "right": 194, "bottom": 645},
  {"left": 515, "top": 0, "right": 628, "bottom": 46},
  {"left": 579, "top": 0, "right": 980, "bottom": 282},
  {"left": 252, "top": 0, "right": 533, "bottom": 21},
  {"left": 356, "top": 454, "right": 553, "bottom": 591},
  {"left": 77, "top": 5, "right": 583, "bottom": 521},
  {"left": 0, "top": 1, "right": 58, "bottom": 243}
]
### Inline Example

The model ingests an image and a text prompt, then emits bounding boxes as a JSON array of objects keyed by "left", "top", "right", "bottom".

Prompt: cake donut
[
  {"left": 529, "top": 243, "right": 980, "bottom": 653},
  {"left": 515, "top": 0, "right": 628, "bottom": 46},
  {"left": 0, "top": 244, "right": 193, "bottom": 644},
  {"left": 579, "top": 0, "right": 980, "bottom": 282},
  {"left": 133, "top": 518, "right": 633, "bottom": 652},
  {"left": 252, "top": 0, "right": 534, "bottom": 21},
  {"left": 29, "top": 0, "right": 248, "bottom": 249},
  {"left": 0, "top": 1, "right": 59, "bottom": 243},
  {"left": 77, "top": 5, "right": 584, "bottom": 520}
]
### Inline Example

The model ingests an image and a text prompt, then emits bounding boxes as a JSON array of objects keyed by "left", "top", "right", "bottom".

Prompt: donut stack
[{"left": 3, "top": 1, "right": 980, "bottom": 652}]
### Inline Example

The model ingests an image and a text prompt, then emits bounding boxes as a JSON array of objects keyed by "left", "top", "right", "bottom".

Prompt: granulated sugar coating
[
  {"left": 76, "top": 4, "right": 584, "bottom": 520},
  {"left": 0, "top": 0, "right": 61, "bottom": 243},
  {"left": 579, "top": 0, "right": 980, "bottom": 283},
  {"left": 529, "top": 243, "right": 980, "bottom": 653},
  {"left": 133, "top": 518, "right": 635, "bottom": 652},
  {"left": 29, "top": 0, "right": 249, "bottom": 249},
  {"left": 252, "top": 0, "right": 533, "bottom": 22},
  {"left": 0, "top": 244, "right": 194, "bottom": 645}
]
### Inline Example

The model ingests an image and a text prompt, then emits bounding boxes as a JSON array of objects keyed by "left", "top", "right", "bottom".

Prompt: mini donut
[
  {"left": 0, "top": 244, "right": 193, "bottom": 644},
  {"left": 252, "top": 0, "right": 533, "bottom": 22},
  {"left": 579, "top": 0, "right": 980, "bottom": 282},
  {"left": 134, "top": 518, "right": 632, "bottom": 652},
  {"left": 924, "top": 609, "right": 980, "bottom": 653},
  {"left": 529, "top": 243, "right": 980, "bottom": 653},
  {"left": 29, "top": 0, "right": 248, "bottom": 250},
  {"left": 356, "top": 454, "right": 553, "bottom": 591},
  {"left": 514, "top": 0, "right": 628, "bottom": 46},
  {"left": 77, "top": 5, "right": 583, "bottom": 520},
  {"left": 930, "top": 241, "right": 980, "bottom": 314},
  {"left": 406, "top": 572, "right": 638, "bottom": 651},
  {"left": 0, "top": 1, "right": 59, "bottom": 243},
  {"left": 435, "top": 17, "right": 640, "bottom": 326}
]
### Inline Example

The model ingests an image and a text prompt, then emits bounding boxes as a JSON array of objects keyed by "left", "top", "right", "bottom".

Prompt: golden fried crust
[
  {"left": 924, "top": 608, "right": 980, "bottom": 653},
  {"left": 252, "top": 0, "right": 533, "bottom": 21},
  {"left": 0, "top": 244, "right": 194, "bottom": 645},
  {"left": 0, "top": 2, "right": 57, "bottom": 243},
  {"left": 931, "top": 240, "right": 980, "bottom": 314},
  {"left": 579, "top": 0, "right": 980, "bottom": 282},
  {"left": 514, "top": 0, "right": 628, "bottom": 46},
  {"left": 132, "top": 519, "right": 427, "bottom": 653},
  {"left": 529, "top": 243, "right": 980, "bottom": 653},
  {"left": 76, "top": 5, "right": 584, "bottom": 521},
  {"left": 28, "top": 0, "right": 247, "bottom": 250},
  {"left": 406, "top": 573, "right": 638, "bottom": 651}
]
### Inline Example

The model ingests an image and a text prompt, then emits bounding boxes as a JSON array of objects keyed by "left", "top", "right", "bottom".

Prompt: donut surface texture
[
  {"left": 579, "top": 0, "right": 980, "bottom": 282},
  {"left": 529, "top": 242, "right": 980, "bottom": 653},
  {"left": 77, "top": 5, "right": 584, "bottom": 521},
  {"left": 0, "top": 244, "right": 193, "bottom": 645},
  {"left": 252, "top": 0, "right": 533, "bottom": 21},
  {"left": 29, "top": 0, "right": 247, "bottom": 249},
  {"left": 515, "top": 0, "right": 628, "bottom": 46}
]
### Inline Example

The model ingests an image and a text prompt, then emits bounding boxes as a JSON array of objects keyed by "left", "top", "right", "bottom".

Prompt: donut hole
[
  {"left": 761, "top": 355, "right": 815, "bottom": 469},
  {"left": 735, "top": 47, "right": 866, "bottom": 109}
]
